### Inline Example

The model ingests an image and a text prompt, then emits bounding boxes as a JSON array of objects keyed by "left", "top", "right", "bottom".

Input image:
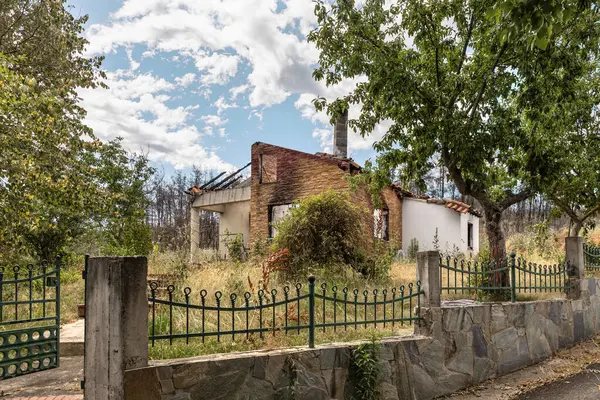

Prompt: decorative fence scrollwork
[
  {"left": 148, "top": 276, "right": 422, "bottom": 348},
  {"left": 439, "top": 253, "right": 569, "bottom": 302}
]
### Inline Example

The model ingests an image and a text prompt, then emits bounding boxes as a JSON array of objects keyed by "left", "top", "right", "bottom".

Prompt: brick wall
[{"left": 249, "top": 142, "right": 402, "bottom": 251}]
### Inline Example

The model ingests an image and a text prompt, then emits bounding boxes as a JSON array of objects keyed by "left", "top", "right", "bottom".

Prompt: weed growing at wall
[
  {"left": 222, "top": 230, "right": 246, "bottom": 262},
  {"left": 433, "top": 228, "right": 440, "bottom": 252},
  {"left": 351, "top": 338, "right": 381, "bottom": 400},
  {"left": 407, "top": 238, "right": 419, "bottom": 261}
]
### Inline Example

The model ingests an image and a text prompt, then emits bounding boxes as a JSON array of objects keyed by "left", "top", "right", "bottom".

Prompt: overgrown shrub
[
  {"left": 273, "top": 191, "right": 368, "bottom": 279},
  {"left": 351, "top": 241, "right": 394, "bottom": 281}
]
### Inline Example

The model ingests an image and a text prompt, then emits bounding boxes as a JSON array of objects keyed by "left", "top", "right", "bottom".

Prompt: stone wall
[
  {"left": 124, "top": 279, "right": 600, "bottom": 400},
  {"left": 249, "top": 142, "right": 402, "bottom": 250}
]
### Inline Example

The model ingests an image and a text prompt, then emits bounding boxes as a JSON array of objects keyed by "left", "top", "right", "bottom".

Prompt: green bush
[
  {"left": 101, "top": 218, "right": 153, "bottom": 256},
  {"left": 222, "top": 230, "right": 245, "bottom": 262},
  {"left": 273, "top": 190, "right": 369, "bottom": 279},
  {"left": 351, "top": 242, "right": 394, "bottom": 281}
]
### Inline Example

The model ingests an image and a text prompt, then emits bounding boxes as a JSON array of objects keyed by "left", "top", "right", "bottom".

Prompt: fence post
[
  {"left": 308, "top": 275, "right": 315, "bottom": 348},
  {"left": 566, "top": 236, "right": 585, "bottom": 299},
  {"left": 417, "top": 251, "right": 440, "bottom": 308},
  {"left": 510, "top": 253, "right": 517, "bottom": 303},
  {"left": 84, "top": 257, "right": 148, "bottom": 400},
  {"left": 55, "top": 255, "right": 61, "bottom": 367}
]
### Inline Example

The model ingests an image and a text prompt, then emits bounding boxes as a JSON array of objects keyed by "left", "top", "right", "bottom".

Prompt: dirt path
[
  {"left": 447, "top": 337, "right": 600, "bottom": 399},
  {"left": 514, "top": 363, "right": 600, "bottom": 400}
]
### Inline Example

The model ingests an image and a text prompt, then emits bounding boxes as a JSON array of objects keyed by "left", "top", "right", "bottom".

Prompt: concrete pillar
[
  {"left": 84, "top": 257, "right": 148, "bottom": 400},
  {"left": 417, "top": 251, "right": 441, "bottom": 308},
  {"left": 566, "top": 236, "right": 585, "bottom": 299},
  {"left": 190, "top": 206, "right": 200, "bottom": 263}
]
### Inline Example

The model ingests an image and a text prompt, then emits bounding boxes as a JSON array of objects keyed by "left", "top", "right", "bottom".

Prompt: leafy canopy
[
  {"left": 308, "top": 0, "right": 600, "bottom": 254},
  {"left": 0, "top": 1, "right": 152, "bottom": 260}
]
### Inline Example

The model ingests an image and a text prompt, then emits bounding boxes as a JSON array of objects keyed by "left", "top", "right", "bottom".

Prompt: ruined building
[{"left": 189, "top": 111, "right": 480, "bottom": 261}]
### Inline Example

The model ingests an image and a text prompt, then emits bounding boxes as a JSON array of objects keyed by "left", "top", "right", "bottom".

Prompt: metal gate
[{"left": 0, "top": 257, "right": 60, "bottom": 380}]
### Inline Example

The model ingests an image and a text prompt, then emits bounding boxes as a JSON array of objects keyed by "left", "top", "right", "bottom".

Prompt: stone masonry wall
[
  {"left": 249, "top": 142, "right": 402, "bottom": 251},
  {"left": 125, "top": 279, "right": 600, "bottom": 400}
]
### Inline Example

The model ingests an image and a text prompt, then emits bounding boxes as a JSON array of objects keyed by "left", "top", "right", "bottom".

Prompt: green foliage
[
  {"left": 0, "top": 1, "right": 154, "bottom": 260},
  {"left": 273, "top": 190, "right": 369, "bottom": 279},
  {"left": 487, "top": 0, "right": 587, "bottom": 50},
  {"left": 222, "top": 230, "right": 246, "bottom": 263},
  {"left": 251, "top": 237, "right": 270, "bottom": 260},
  {"left": 0, "top": 0, "right": 106, "bottom": 260},
  {"left": 476, "top": 240, "right": 492, "bottom": 263},
  {"left": 508, "top": 222, "right": 563, "bottom": 261},
  {"left": 540, "top": 123, "right": 600, "bottom": 235},
  {"left": 407, "top": 239, "right": 419, "bottom": 261},
  {"left": 350, "top": 241, "right": 394, "bottom": 281},
  {"left": 351, "top": 338, "right": 381, "bottom": 400}
]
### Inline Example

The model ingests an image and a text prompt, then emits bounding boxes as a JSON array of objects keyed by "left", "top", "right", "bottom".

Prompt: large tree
[
  {"left": 309, "top": 0, "right": 600, "bottom": 272},
  {"left": 539, "top": 109, "right": 600, "bottom": 236},
  {"left": 0, "top": 0, "right": 115, "bottom": 260}
]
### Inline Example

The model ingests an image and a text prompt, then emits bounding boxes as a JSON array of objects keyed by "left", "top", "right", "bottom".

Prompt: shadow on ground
[{"left": 0, "top": 357, "right": 83, "bottom": 398}]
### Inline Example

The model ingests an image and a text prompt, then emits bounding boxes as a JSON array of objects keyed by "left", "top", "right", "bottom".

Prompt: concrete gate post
[
  {"left": 417, "top": 251, "right": 441, "bottom": 308},
  {"left": 415, "top": 251, "right": 442, "bottom": 338},
  {"left": 565, "top": 236, "right": 585, "bottom": 300},
  {"left": 84, "top": 257, "right": 148, "bottom": 400}
]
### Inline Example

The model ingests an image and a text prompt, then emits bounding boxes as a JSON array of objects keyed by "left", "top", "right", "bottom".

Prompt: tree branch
[
  {"left": 466, "top": 42, "right": 508, "bottom": 119},
  {"left": 499, "top": 188, "right": 534, "bottom": 210},
  {"left": 447, "top": 12, "right": 474, "bottom": 110},
  {"left": 549, "top": 195, "right": 582, "bottom": 223},
  {"left": 583, "top": 202, "right": 600, "bottom": 221},
  {"left": 441, "top": 143, "right": 492, "bottom": 208}
]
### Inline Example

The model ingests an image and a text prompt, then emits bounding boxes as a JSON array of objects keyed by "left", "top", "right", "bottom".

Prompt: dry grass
[
  {"left": 146, "top": 253, "right": 421, "bottom": 359},
  {"left": 0, "top": 265, "right": 81, "bottom": 330}
]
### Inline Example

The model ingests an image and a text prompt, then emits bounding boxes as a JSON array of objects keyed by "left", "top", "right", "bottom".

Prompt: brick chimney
[{"left": 333, "top": 109, "right": 348, "bottom": 158}]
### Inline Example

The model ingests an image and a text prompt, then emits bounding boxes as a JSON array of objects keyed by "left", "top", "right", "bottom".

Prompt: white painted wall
[{"left": 402, "top": 198, "right": 480, "bottom": 255}]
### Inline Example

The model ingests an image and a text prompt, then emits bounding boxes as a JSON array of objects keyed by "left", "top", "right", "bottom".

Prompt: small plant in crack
[{"left": 351, "top": 337, "right": 381, "bottom": 400}]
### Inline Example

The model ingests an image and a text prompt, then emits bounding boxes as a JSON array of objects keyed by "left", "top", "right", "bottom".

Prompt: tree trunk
[
  {"left": 484, "top": 207, "right": 510, "bottom": 301},
  {"left": 572, "top": 219, "right": 583, "bottom": 236}
]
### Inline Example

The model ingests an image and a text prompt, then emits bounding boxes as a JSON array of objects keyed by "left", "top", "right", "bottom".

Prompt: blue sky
[{"left": 68, "top": 0, "right": 387, "bottom": 176}]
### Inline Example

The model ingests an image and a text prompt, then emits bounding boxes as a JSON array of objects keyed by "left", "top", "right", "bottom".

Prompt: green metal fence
[
  {"left": 148, "top": 277, "right": 422, "bottom": 348},
  {"left": 0, "top": 257, "right": 60, "bottom": 380},
  {"left": 584, "top": 243, "right": 600, "bottom": 271},
  {"left": 439, "top": 253, "right": 569, "bottom": 302}
]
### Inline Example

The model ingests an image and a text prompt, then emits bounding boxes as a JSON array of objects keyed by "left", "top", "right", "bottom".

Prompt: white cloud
[
  {"left": 85, "top": 0, "right": 320, "bottom": 107},
  {"left": 229, "top": 84, "right": 250, "bottom": 100},
  {"left": 79, "top": 72, "right": 232, "bottom": 170},
  {"left": 108, "top": 72, "right": 175, "bottom": 99},
  {"left": 125, "top": 48, "right": 140, "bottom": 71},
  {"left": 83, "top": 0, "right": 389, "bottom": 166},
  {"left": 175, "top": 73, "right": 196, "bottom": 87},
  {"left": 201, "top": 114, "right": 228, "bottom": 126},
  {"left": 194, "top": 52, "right": 240, "bottom": 86},
  {"left": 214, "top": 96, "right": 237, "bottom": 114}
]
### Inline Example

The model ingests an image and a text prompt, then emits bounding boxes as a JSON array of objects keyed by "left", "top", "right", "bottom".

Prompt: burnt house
[{"left": 189, "top": 112, "right": 480, "bottom": 260}]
